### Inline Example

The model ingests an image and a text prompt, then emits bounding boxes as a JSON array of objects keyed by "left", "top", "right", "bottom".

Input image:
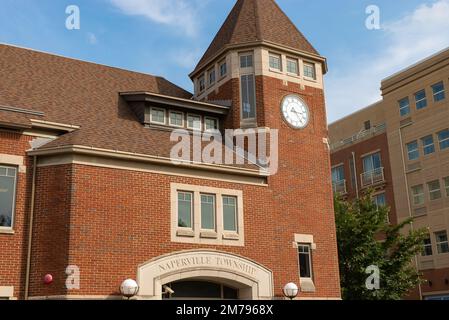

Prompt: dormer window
[
  {"left": 169, "top": 111, "right": 184, "bottom": 128},
  {"left": 219, "top": 60, "right": 227, "bottom": 78},
  {"left": 208, "top": 68, "right": 216, "bottom": 85},
  {"left": 187, "top": 114, "right": 202, "bottom": 131},
  {"left": 150, "top": 107, "right": 166, "bottom": 125},
  {"left": 198, "top": 75, "right": 206, "bottom": 92},
  {"left": 205, "top": 117, "right": 219, "bottom": 131}
]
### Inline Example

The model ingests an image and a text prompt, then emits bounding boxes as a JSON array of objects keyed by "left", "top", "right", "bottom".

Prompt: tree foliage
[{"left": 335, "top": 192, "right": 427, "bottom": 300}]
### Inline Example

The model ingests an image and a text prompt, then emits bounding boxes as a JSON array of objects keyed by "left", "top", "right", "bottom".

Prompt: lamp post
[
  {"left": 120, "top": 279, "right": 139, "bottom": 300},
  {"left": 283, "top": 282, "right": 299, "bottom": 300}
]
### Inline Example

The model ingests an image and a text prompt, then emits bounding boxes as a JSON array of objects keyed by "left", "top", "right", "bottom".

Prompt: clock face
[{"left": 281, "top": 95, "right": 310, "bottom": 129}]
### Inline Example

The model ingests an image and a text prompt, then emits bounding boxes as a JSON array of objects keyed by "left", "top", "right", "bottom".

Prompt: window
[
  {"left": 432, "top": 82, "right": 445, "bottom": 102},
  {"left": 223, "top": 196, "right": 237, "bottom": 232},
  {"left": 421, "top": 135, "right": 435, "bottom": 155},
  {"left": 150, "top": 108, "right": 166, "bottom": 125},
  {"left": 444, "top": 177, "right": 449, "bottom": 197},
  {"left": 286, "top": 58, "right": 299, "bottom": 75},
  {"left": 373, "top": 193, "right": 386, "bottom": 209},
  {"left": 240, "top": 54, "right": 253, "bottom": 68},
  {"left": 241, "top": 74, "right": 256, "bottom": 120},
  {"left": 422, "top": 236, "right": 433, "bottom": 257},
  {"left": 412, "top": 185, "right": 425, "bottom": 205},
  {"left": 208, "top": 68, "right": 216, "bottom": 85},
  {"left": 303, "top": 62, "right": 316, "bottom": 80},
  {"left": 201, "top": 194, "right": 216, "bottom": 231},
  {"left": 219, "top": 61, "right": 227, "bottom": 77},
  {"left": 269, "top": 53, "right": 282, "bottom": 71},
  {"left": 0, "top": 166, "right": 17, "bottom": 229},
  {"left": 364, "top": 120, "right": 372, "bottom": 131},
  {"left": 362, "top": 152, "right": 382, "bottom": 173},
  {"left": 331, "top": 166, "right": 345, "bottom": 183},
  {"left": 435, "top": 231, "right": 449, "bottom": 254},
  {"left": 407, "top": 141, "right": 419, "bottom": 161},
  {"left": 415, "top": 89, "right": 427, "bottom": 110},
  {"left": 198, "top": 75, "right": 206, "bottom": 92},
  {"left": 438, "top": 129, "right": 449, "bottom": 150},
  {"left": 298, "top": 244, "right": 313, "bottom": 279},
  {"left": 428, "top": 180, "right": 442, "bottom": 201},
  {"left": 204, "top": 117, "right": 219, "bottom": 131},
  {"left": 187, "top": 114, "right": 202, "bottom": 131},
  {"left": 399, "top": 97, "right": 410, "bottom": 117},
  {"left": 178, "top": 192, "right": 193, "bottom": 228},
  {"left": 169, "top": 111, "right": 184, "bottom": 127}
]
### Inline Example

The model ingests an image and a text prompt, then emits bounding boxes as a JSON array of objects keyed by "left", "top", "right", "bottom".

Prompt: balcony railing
[
  {"left": 330, "top": 123, "right": 386, "bottom": 151},
  {"left": 361, "top": 167, "right": 385, "bottom": 188},
  {"left": 332, "top": 180, "right": 347, "bottom": 195}
]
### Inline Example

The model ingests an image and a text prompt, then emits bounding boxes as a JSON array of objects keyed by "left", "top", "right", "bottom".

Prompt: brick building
[
  {"left": 329, "top": 48, "right": 449, "bottom": 300},
  {"left": 0, "top": 0, "right": 341, "bottom": 300}
]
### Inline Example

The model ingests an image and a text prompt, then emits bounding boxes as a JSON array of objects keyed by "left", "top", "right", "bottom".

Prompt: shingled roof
[{"left": 192, "top": 0, "right": 319, "bottom": 76}]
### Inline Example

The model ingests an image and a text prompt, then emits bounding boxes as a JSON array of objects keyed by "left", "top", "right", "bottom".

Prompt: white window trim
[
  {"left": 407, "top": 141, "right": 419, "bottom": 161},
  {"left": 219, "top": 60, "right": 227, "bottom": 79},
  {"left": 0, "top": 164, "right": 18, "bottom": 233},
  {"left": 198, "top": 75, "right": 206, "bottom": 93},
  {"left": 399, "top": 97, "right": 410, "bottom": 116},
  {"left": 438, "top": 130, "right": 449, "bottom": 149},
  {"left": 171, "top": 183, "right": 244, "bottom": 247},
  {"left": 222, "top": 195, "right": 238, "bottom": 233},
  {"left": 432, "top": 83, "right": 445, "bottom": 101},
  {"left": 435, "top": 232, "right": 449, "bottom": 254},
  {"left": 428, "top": 180, "right": 442, "bottom": 201},
  {"left": 177, "top": 191, "right": 194, "bottom": 234},
  {"left": 169, "top": 110, "right": 185, "bottom": 128},
  {"left": 240, "top": 74, "right": 257, "bottom": 122},
  {"left": 294, "top": 234, "right": 316, "bottom": 293},
  {"left": 239, "top": 52, "right": 254, "bottom": 69},
  {"left": 268, "top": 52, "right": 282, "bottom": 72},
  {"left": 286, "top": 57, "right": 300, "bottom": 76},
  {"left": 200, "top": 193, "right": 217, "bottom": 232},
  {"left": 412, "top": 185, "right": 425, "bottom": 206},
  {"left": 204, "top": 116, "right": 219, "bottom": 132},
  {"left": 186, "top": 113, "right": 202, "bottom": 131},
  {"left": 444, "top": 177, "right": 449, "bottom": 197},
  {"left": 422, "top": 136, "right": 435, "bottom": 155},
  {"left": 303, "top": 61, "right": 317, "bottom": 81},
  {"left": 150, "top": 107, "right": 166, "bottom": 125},
  {"left": 422, "top": 237, "right": 433, "bottom": 257},
  {"left": 415, "top": 90, "right": 427, "bottom": 109},
  {"left": 208, "top": 68, "right": 216, "bottom": 86}
]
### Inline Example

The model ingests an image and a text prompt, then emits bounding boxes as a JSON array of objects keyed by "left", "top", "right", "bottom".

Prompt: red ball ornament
[{"left": 43, "top": 274, "right": 53, "bottom": 285}]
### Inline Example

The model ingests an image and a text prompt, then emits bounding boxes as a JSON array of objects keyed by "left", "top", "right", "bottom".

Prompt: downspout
[
  {"left": 24, "top": 155, "right": 37, "bottom": 300},
  {"left": 352, "top": 152, "right": 359, "bottom": 198},
  {"left": 398, "top": 128, "right": 423, "bottom": 300}
]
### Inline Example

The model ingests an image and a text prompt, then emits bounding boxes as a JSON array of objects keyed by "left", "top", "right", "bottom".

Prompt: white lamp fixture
[
  {"left": 120, "top": 279, "right": 139, "bottom": 299},
  {"left": 283, "top": 282, "right": 299, "bottom": 300}
]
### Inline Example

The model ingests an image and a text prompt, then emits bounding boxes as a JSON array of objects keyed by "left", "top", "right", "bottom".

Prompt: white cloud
[
  {"left": 326, "top": 0, "right": 449, "bottom": 123},
  {"left": 170, "top": 48, "right": 203, "bottom": 69},
  {"left": 109, "top": 0, "right": 201, "bottom": 37},
  {"left": 87, "top": 32, "right": 97, "bottom": 45}
]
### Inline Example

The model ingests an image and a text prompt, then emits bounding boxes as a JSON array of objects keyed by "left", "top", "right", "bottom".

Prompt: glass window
[
  {"left": 241, "top": 74, "right": 256, "bottom": 120},
  {"left": 150, "top": 108, "right": 166, "bottom": 124},
  {"left": 198, "top": 75, "right": 205, "bottom": 92},
  {"left": 362, "top": 152, "right": 382, "bottom": 173},
  {"left": 331, "top": 166, "right": 345, "bottom": 183},
  {"left": 432, "top": 82, "right": 445, "bottom": 102},
  {"left": 428, "top": 180, "right": 442, "bottom": 201},
  {"left": 219, "top": 61, "right": 227, "bottom": 77},
  {"left": 178, "top": 192, "right": 193, "bottom": 228},
  {"left": 0, "top": 166, "right": 17, "bottom": 228},
  {"left": 435, "top": 231, "right": 449, "bottom": 254},
  {"left": 373, "top": 193, "right": 386, "bottom": 209},
  {"left": 415, "top": 89, "right": 427, "bottom": 110},
  {"left": 422, "top": 236, "right": 433, "bottom": 256},
  {"left": 187, "top": 114, "right": 201, "bottom": 131},
  {"left": 286, "top": 58, "right": 299, "bottom": 75},
  {"left": 240, "top": 54, "right": 253, "bottom": 68},
  {"left": 298, "top": 244, "right": 313, "bottom": 279},
  {"left": 303, "top": 62, "right": 316, "bottom": 80},
  {"left": 269, "top": 53, "right": 282, "bottom": 71},
  {"left": 438, "top": 129, "right": 449, "bottom": 150},
  {"left": 204, "top": 117, "right": 219, "bottom": 131},
  {"left": 399, "top": 97, "right": 410, "bottom": 117},
  {"left": 407, "top": 141, "right": 419, "bottom": 161},
  {"left": 169, "top": 111, "right": 184, "bottom": 127},
  {"left": 422, "top": 135, "right": 435, "bottom": 155},
  {"left": 201, "top": 194, "right": 216, "bottom": 230},
  {"left": 208, "top": 68, "right": 216, "bottom": 85},
  {"left": 223, "top": 196, "right": 237, "bottom": 232},
  {"left": 412, "top": 185, "right": 425, "bottom": 205},
  {"left": 444, "top": 177, "right": 449, "bottom": 197}
]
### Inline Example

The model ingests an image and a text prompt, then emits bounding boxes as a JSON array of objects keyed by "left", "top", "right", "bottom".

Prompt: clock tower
[{"left": 190, "top": 0, "right": 341, "bottom": 298}]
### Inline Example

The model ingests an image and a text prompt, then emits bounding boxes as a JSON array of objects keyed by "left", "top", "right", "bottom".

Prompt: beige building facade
[{"left": 330, "top": 47, "right": 449, "bottom": 300}]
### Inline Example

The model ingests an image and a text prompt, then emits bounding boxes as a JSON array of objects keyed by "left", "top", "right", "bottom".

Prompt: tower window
[
  {"left": 208, "top": 68, "right": 216, "bottom": 85},
  {"left": 304, "top": 62, "right": 316, "bottom": 80},
  {"left": 219, "top": 60, "right": 227, "bottom": 77},
  {"left": 286, "top": 58, "right": 299, "bottom": 75},
  {"left": 241, "top": 74, "right": 256, "bottom": 120},
  {"left": 0, "top": 165, "right": 17, "bottom": 229},
  {"left": 298, "top": 244, "right": 313, "bottom": 279},
  {"left": 269, "top": 53, "right": 282, "bottom": 71},
  {"left": 240, "top": 53, "right": 253, "bottom": 68},
  {"left": 198, "top": 75, "right": 206, "bottom": 92}
]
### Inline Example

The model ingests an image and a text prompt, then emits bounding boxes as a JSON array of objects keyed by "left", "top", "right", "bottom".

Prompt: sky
[{"left": 1, "top": 0, "right": 449, "bottom": 123}]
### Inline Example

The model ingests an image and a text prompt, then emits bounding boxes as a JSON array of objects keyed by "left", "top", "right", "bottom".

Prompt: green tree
[{"left": 335, "top": 192, "right": 427, "bottom": 300}]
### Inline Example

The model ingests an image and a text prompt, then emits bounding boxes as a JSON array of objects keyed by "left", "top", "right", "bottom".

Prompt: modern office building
[
  {"left": 329, "top": 48, "right": 449, "bottom": 300},
  {"left": 0, "top": 0, "right": 341, "bottom": 300}
]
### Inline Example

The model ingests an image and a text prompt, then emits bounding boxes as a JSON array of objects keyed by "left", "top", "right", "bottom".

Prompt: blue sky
[{"left": 1, "top": 0, "right": 449, "bottom": 122}]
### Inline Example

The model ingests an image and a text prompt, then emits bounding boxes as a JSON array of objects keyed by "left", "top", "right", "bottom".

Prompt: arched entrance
[{"left": 137, "top": 250, "right": 273, "bottom": 300}]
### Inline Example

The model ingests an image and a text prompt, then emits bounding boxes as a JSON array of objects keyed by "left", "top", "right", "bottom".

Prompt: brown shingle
[{"left": 192, "top": 0, "right": 319, "bottom": 75}]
